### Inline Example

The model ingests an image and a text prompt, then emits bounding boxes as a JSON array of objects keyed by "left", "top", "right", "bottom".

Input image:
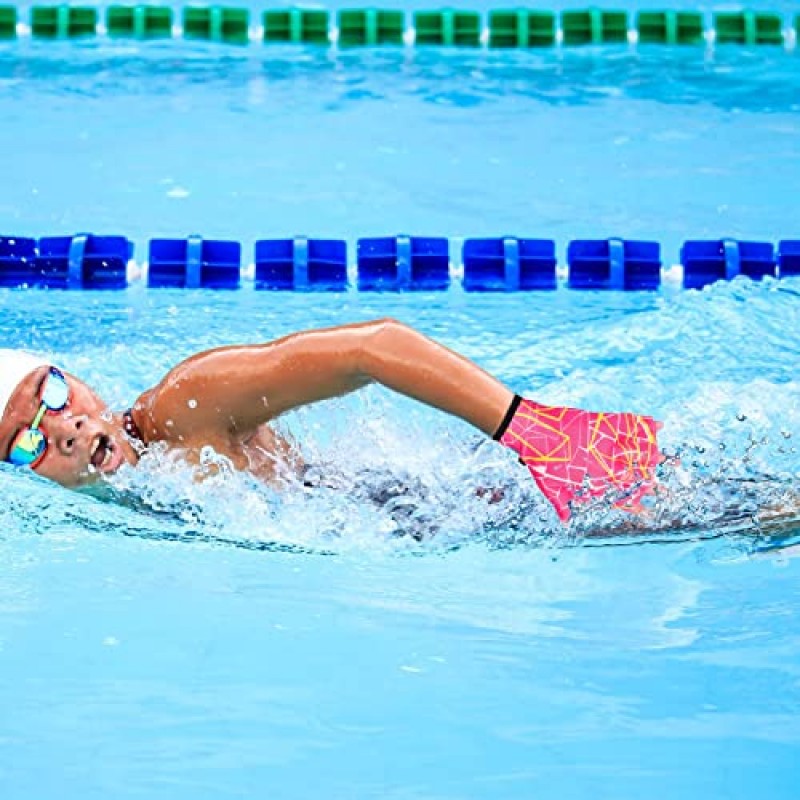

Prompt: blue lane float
[
  {"left": 681, "top": 239, "right": 777, "bottom": 289},
  {"left": 41, "top": 234, "right": 131, "bottom": 290},
  {"left": 148, "top": 236, "right": 241, "bottom": 289},
  {"left": 2, "top": 232, "right": 800, "bottom": 290},
  {"left": 357, "top": 236, "right": 450, "bottom": 291},
  {"left": 567, "top": 238, "right": 661, "bottom": 290},
  {"left": 777, "top": 240, "right": 800, "bottom": 277},
  {"left": 254, "top": 238, "right": 347, "bottom": 290},
  {"left": 0, "top": 234, "right": 130, "bottom": 289},
  {"left": 462, "top": 238, "right": 557, "bottom": 291}
]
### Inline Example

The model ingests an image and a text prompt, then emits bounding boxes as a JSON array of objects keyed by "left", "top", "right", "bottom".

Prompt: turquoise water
[
  {"left": 2, "top": 34, "right": 800, "bottom": 800},
  {"left": 2, "top": 40, "right": 800, "bottom": 257}
]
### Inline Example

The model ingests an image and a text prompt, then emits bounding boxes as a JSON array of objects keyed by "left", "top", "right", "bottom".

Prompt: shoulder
[{"left": 129, "top": 346, "right": 255, "bottom": 442}]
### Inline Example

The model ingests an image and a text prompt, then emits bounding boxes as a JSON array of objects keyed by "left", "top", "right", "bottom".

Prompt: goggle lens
[
  {"left": 5, "top": 368, "right": 70, "bottom": 468},
  {"left": 8, "top": 428, "right": 46, "bottom": 467},
  {"left": 42, "top": 369, "right": 69, "bottom": 411}
]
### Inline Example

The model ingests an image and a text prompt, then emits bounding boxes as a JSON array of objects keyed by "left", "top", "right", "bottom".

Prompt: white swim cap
[{"left": 0, "top": 349, "right": 49, "bottom": 420}]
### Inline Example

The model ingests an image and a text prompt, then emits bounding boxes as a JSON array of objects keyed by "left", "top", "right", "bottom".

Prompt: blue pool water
[{"left": 2, "top": 27, "right": 800, "bottom": 800}]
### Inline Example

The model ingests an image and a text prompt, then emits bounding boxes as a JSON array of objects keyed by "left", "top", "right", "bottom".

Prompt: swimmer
[{"left": 0, "top": 318, "right": 662, "bottom": 522}]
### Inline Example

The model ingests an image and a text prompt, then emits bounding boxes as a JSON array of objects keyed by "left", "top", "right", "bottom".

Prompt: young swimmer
[{"left": 0, "top": 318, "right": 663, "bottom": 522}]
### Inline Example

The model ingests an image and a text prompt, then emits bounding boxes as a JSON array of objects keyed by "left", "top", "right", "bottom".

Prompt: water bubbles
[{"left": 187, "top": 398, "right": 198, "bottom": 409}]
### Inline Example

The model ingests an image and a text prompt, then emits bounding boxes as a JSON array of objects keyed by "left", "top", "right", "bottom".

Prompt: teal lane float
[
  {"left": 0, "top": 6, "right": 797, "bottom": 49},
  {"left": 0, "top": 234, "right": 799, "bottom": 291}
]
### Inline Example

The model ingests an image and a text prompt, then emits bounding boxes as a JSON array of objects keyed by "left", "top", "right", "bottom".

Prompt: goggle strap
[{"left": 30, "top": 404, "right": 47, "bottom": 429}]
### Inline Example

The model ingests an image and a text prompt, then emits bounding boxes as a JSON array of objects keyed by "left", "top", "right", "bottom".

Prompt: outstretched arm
[
  {"left": 138, "top": 318, "right": 514, "bottom": 442},
  {"left": 136, "top": 317, "right": 664, "bottom": 523}
]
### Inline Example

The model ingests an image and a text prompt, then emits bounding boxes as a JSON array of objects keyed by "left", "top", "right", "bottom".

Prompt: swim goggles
[{"left": 6, "top": 367, "right": 70, "bottom": 468}]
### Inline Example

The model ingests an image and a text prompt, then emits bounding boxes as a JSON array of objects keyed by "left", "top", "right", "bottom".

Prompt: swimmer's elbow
[{"left": 355, "top": 317, "right": 408, "bottom": 380}]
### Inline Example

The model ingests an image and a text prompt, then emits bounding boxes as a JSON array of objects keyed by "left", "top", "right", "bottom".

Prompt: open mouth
[{"left": 90, "top": 434, "right": 115, "bottom": 471}]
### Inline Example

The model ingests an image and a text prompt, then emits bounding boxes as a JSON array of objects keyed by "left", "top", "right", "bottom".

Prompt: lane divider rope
[
  {"left": 0, "top": 6, "right": 798, "bottom": 50},
  {"left": 1, "top": 233, "right": 798, "bottom": 291}
]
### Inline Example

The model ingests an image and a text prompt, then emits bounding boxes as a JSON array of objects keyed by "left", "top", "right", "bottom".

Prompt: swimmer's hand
[{"left": 495, "top": 397, "right": 663, "bottom": 522}]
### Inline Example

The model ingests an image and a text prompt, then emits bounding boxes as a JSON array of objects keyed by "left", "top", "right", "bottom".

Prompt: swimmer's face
[{"left": 0, "top": 367, "right": 138, "bottom": 488}]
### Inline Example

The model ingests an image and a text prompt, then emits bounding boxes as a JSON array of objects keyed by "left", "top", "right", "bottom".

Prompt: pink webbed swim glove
[{"left": 495, "top": 396, "right": 664, "bottom": 522}]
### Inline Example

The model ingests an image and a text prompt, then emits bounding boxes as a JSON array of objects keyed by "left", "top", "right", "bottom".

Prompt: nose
[{"left": 48, "top": 413, "right": 89, "bottom": 457}]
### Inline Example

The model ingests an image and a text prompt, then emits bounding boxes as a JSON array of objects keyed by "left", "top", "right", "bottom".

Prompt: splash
[
  {"left": 86, "top": 383, "right": 800, "bottom": 555},
  {"left": 2, "top": 278, "right": 800, "bottom": 554},
  {"left": 97, "top": 402, "right": 560, "bottom": 553}
]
